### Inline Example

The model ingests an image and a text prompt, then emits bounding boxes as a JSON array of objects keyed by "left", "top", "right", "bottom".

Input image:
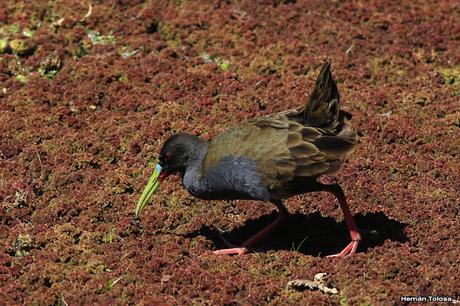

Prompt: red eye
[{"left": 165, "top": 153, "right": 173, "bottom": 161}]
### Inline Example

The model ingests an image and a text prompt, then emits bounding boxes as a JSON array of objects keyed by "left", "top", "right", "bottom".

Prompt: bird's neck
[{"left": 182, "top": 140, "right": 208, "bottom": 187}]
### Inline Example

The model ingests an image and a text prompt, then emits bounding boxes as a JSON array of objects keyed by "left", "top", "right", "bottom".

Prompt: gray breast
[{"left": 183, "top": 156, "right": 271, "bottom": 201}]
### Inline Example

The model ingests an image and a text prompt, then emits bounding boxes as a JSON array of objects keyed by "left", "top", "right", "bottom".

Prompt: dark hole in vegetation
[
  {"left": 101, "top": 201, "right": 113, "bottom": 210},
  {"left": 33, "top": 185, "right": 43, "bottom": 197},
  {"left": 5, "top": 248, "right": 15, "bottom": 256},
  {"left": 89, "top": 161, "right": 100, "bottom": 169},
  {"left": 73, "top": 232, "right": 81, "bottom": 244},
  {"left": 43, "top": 277, "right": 52, "bottom": 288},
  {"left": 272, "top": 0, "right": 297, "bottom": 6},
  {"left": 146, "top": 20, "right": 159, "bottom": 34},
  {"left": 124, "top": 186, "right": 134, "bottom": 194}
]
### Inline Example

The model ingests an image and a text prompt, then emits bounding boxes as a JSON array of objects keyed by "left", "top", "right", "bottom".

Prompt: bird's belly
[
  {"left": 188, "top": 186, "right": 256, "bottom": 201},
  {"left": 184, "top": 156, "right": 271, "bottom": 201},
  {"left": 186, "top": 172, "right": 267, "bottom": 201}
]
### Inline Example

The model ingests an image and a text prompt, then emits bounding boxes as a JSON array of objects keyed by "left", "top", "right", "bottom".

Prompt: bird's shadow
[{"left": 185, "top": 211, "right": 408, "bottom": 256}]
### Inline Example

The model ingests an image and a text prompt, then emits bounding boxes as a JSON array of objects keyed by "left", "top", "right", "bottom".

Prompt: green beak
[{"left": 135, "top": 163, "right": 164, "bottom": 217}]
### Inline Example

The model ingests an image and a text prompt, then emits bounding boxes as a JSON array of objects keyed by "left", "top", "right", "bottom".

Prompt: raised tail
[{"left": 304, "top": 61, "right": 352, "bottom": 136}]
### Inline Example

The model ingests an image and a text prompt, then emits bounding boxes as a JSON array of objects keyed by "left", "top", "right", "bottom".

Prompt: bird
[{"left": 135, "top": 61, "right": 361, "bottom": 256}]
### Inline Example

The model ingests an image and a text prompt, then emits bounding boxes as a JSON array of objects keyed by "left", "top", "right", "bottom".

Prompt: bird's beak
[{"left": 135, "top": 163, "right": 169, "bottom": 217}]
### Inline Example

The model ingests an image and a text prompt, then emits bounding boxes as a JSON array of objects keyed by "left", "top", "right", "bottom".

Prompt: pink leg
[
  {"left": 213, "top": 200, "right": 288, "bottom": 256},
  {"left": 321, "top": 183, "right": 361, "bottom": 257}
]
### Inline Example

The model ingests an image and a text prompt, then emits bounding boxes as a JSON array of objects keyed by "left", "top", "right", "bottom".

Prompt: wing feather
[{"left": 202, "top": 111, "right": 355, "bottom": 199}]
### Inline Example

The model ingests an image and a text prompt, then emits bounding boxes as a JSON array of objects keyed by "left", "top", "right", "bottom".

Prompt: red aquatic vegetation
[{"left": 0, "top": 0, "right": 459, "bottom": 304}]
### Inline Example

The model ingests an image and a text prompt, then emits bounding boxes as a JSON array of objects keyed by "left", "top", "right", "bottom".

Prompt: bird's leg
[
  {"left": 242, "top": 200, "right": 288, "bottom": 248},
  {"left": 318, "top": 183, "right": 361, "bottom": 257},
  {"left": 216, "top": 230, "right": 238, "bottom": 248},
  {"left": 213, "top": 200, "right": 288, "bottom": 256}
]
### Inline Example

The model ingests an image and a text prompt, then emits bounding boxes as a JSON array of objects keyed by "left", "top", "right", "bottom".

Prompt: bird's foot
[
  {"left": 215, "top": 232, "right": 248, "bottom": 255},
  {"left": 214, "top": 232, "right": 249, "bottom": 255},
  {"left": 213, "top": 247, "right": 249, "bottom": 256},
  {"left": 213, "top": 201, "right": 288, "bottom": 256},
  {"left": 326, "top": 240, "right": 358, "bottom": 258},
  {"left": 326, "top": 231, "right": 361, "bottom": 258}
]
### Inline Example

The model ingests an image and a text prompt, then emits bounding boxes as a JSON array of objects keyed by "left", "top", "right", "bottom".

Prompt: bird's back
[{"left": 201, "top": 62, "right": 356, "bottom": 200}]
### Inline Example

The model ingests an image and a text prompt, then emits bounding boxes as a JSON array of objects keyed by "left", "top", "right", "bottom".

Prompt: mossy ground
[{"left": 1, "top": 0, "right": 459, "bottom": 304}]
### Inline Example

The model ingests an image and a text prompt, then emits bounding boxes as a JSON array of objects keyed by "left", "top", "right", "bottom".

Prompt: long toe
[
  {"left": 326, "top": 239, "right": 359, "bottom": 258},
  {"left": 213, "top": 247, "right": 249, "bottom": 256}
]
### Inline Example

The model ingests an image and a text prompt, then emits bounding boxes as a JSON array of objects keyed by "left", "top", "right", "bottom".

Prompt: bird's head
[
  {"left": 158, "top": 133, "right": 197, "bottom": 175},
  {"left": 135, "top": 133, "right": 206, "bottom": 217}
]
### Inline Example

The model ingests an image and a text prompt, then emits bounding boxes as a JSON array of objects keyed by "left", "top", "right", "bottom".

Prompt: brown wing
[{"left": 202, "top": 112, "right": 355, "bottom": 198}]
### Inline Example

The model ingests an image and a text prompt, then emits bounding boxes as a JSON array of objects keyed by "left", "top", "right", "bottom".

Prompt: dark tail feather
[{"left": 304, "top": 61, "right": 341, "bottom": 130}]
